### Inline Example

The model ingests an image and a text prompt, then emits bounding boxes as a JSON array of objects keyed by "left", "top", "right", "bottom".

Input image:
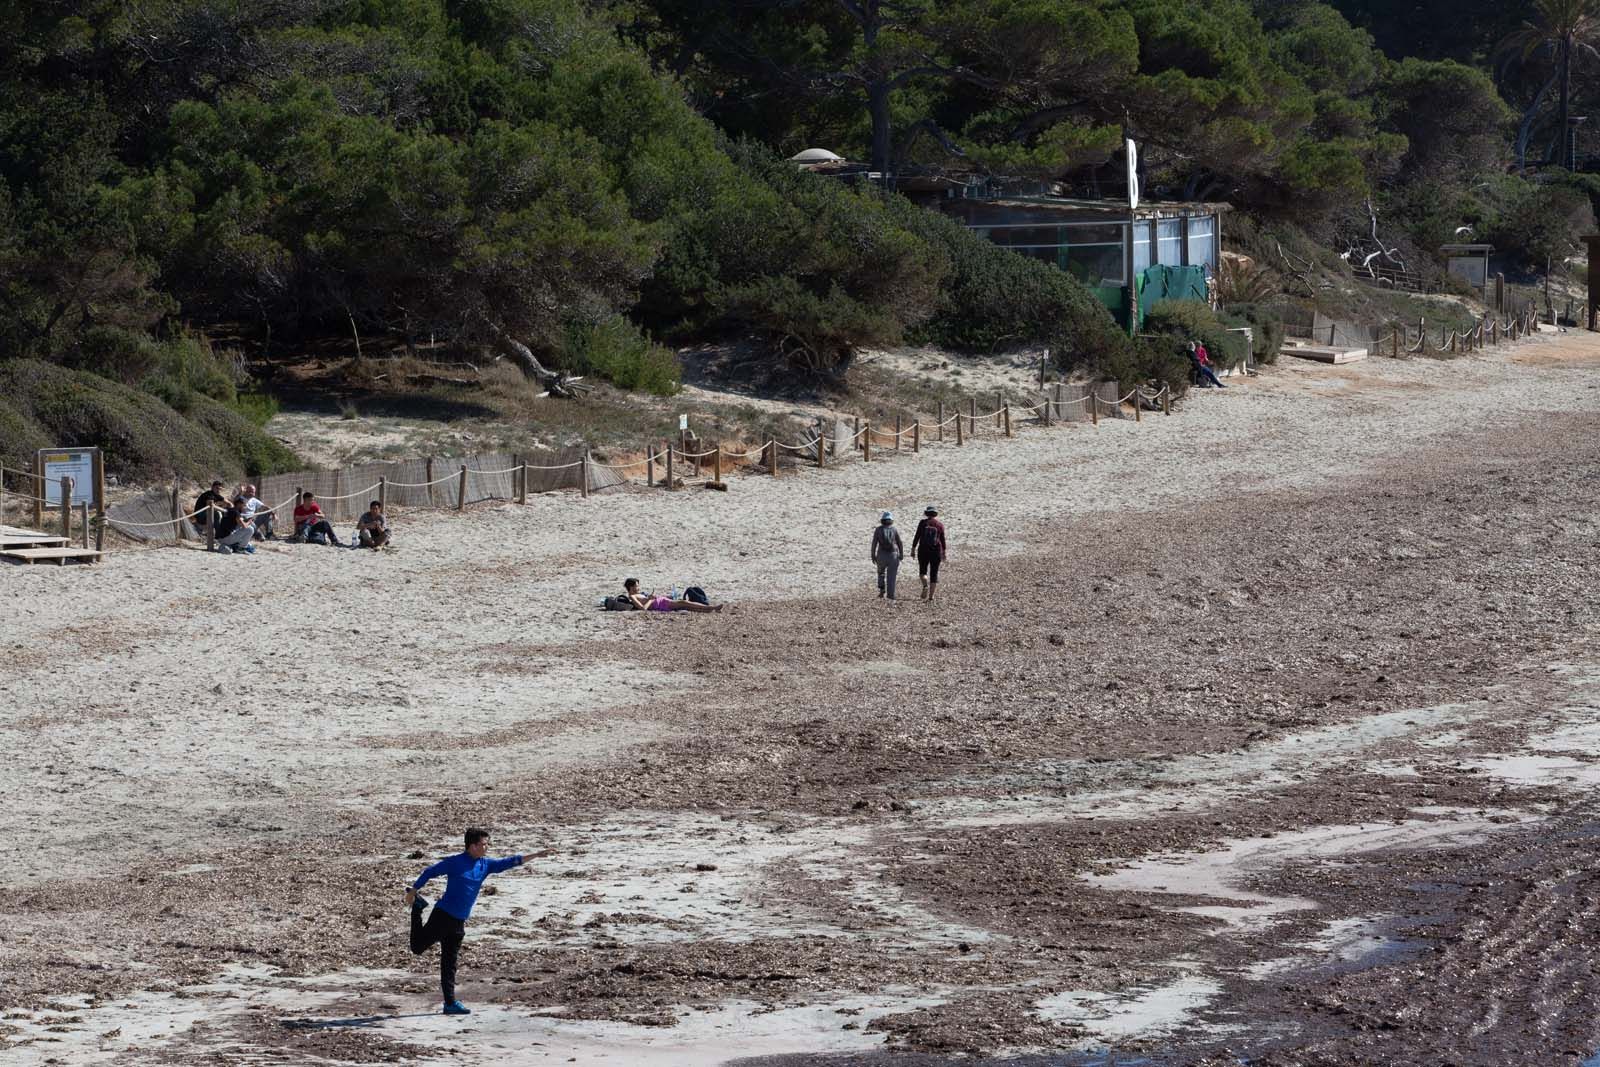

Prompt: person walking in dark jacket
[
  {"left": 870, "top": 511, "right": 905, "bottom": 600},
  {"left": 405, "top": 827, "right": 534, "bottom": 1015},
  {"left": 910, "top": 505, "right": 947, "bottom": 602}
]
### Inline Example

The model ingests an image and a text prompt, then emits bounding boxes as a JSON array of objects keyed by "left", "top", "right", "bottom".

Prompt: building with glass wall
[{"left": 939, "top": 198, "right": 1227, "bottom": 331}]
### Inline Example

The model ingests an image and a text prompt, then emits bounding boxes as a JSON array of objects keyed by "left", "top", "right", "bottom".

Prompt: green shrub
[
  {"left": 187, "top": 395, "right": 300, "bottom": 476},
  {"left": 885, "top": 196, "right": 1132, "bottom": 372},
  {"left": 559, "top": 316, "right": 682, "bottom": 396},
  {"left": 644, "top": 140, "right": 945, "bottom": 373},
  {"left": 233, "top": 392, "right": 280, "bottom": 427},
  {"left": 1114, "top": 337, "right": 1195, "bottom": 399},
  {"left": 62, "top": 326, "right": 164, "bottom": 386},
  {"left": 0, "top": 398, "right": 50, "bottom": 472},
  {"left": 1142, "top": 300, "right": 1245, "bottom": 368},
  {"left": 718, "top": 277, "right": 902, "bottom": 374},
  {"left": 1222, "top": 303, "right": 1286, "bottom": 364},
  {"left": 0, "top": 359, "right": 299, "bottom": 481}
]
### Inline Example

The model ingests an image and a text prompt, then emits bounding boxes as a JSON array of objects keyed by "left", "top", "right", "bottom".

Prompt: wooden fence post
[
  {"left": 32, "top": 456, "right": 43, "bottom": 530},
  {"left": 79, "top": 502, "right": 89, "bottom": 549},
  {"left": 969, "top": 397, "right": 977, "bottom": 437},
  {"left": 171, "top": 485, "right": 185, "bottom": 541},
  {"left": 457, "top": 464, "right": 467, "bottom": 511},
  {"left": 895, "top": 414, "right": 902, "bottom": 451},
  {"left": 59, "top": 477, "right": 72, "bottom": 540},
  {"left": 92, "top": 449, "right": 105, "bottom": 551},
  {"left": 862, "top": 423, "right": 871, "bottom": 463},
  {"left": 1003, "top": 404, "right": 1012, "bottom": 436},
  {"left": 518, "top": 462, "right": 528, "bottom": 504},
  {"left": 378, "top": 476, "right": 388, "bottom": 511},
  {"left": 426, "top": 456, "right": 436, "bottom": 508},
  {"left": 854, "top": 416, "right": 862, "bottom": 452},
  {"left": 913, "top": 420, "right": 921, "bottom": 452},
  {"left": 646, "top": 447, "right": 655, "bottom": 487},
  {"left": 206, "top": 503, "right": 217, "bottom": 551},
  {"left": 817, "top": 425, "right": 827, "bottom": 468},
  {"left": 1163, "top": 388, "right": 1171, "bottom": 416},
  {"left": 1090, "top": 393, "right": 1099, "bottom": 426},
  {"left": 1328, "top": 322, "right": 1336, "bottom": 345},
  {"left": 768, "top": 439, "right": 779, "bottom": 476},
  {"left": 713, "top": 445, "right": 723, "bottom": 485},
  {"left": 937, "top": 400, "right": 945, "bottom": 442},
  {"left": 581, "top": 451, "right": 590, "bottom": 498},
  {"left": 994, "top": 392, "right": 1002, "bottom": 430},
  {"left": 1133, "top": 393, "right": 1141, "bottom": 422},
  {"left": 512, "top": 453, "right": 522, "bottom": 502},
  {"left": 666, "top": 445, "right": 675, "bottom": 489},
  {"left": 955, "top": 412, "right": 964, "bottom": 446},
  {"left": 1041, "top": 394, "right": 1052, "bottom": 427}
]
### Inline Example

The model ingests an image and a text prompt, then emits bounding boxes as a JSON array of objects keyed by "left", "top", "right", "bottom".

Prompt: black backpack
[
  {"left": 602, "top": 595, "right": 636, "bottom": 611},
  {"left": 684, "top": 586, "right": 709, "bottom": 605}
]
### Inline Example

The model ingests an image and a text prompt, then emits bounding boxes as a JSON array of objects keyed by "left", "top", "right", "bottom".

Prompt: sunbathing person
[{"left": 622, "top": 578, "right": 723, "bottom": 613}]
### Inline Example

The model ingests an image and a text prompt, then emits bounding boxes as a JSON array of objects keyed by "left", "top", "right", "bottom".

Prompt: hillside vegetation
[{"left": 1, "top": 1, "right": 1594, "bottom": 479}]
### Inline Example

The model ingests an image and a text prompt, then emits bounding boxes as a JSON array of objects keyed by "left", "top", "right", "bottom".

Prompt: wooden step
[
  {"left": 0, "top": 525, "right": 70, "bottom": 550},
  {"left": 0, "top": 535, "right": 69, "bottom": 550},
  {"left": 1, "top": 546, "right": 103, "bottom": 565}
]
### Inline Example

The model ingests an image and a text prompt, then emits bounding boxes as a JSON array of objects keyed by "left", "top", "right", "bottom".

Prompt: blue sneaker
[
  {"left": 442, "top": 1000, "right": 471, "bottom": 1016},
  {"left": 242, "top": 544, "right": 256, "bottom": 555}
]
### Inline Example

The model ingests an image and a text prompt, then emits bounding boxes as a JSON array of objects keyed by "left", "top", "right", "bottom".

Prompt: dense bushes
[
  {"left": 1221, "top": 304, "right": 1286, "bottom": 364},
  {"left": 559, "top": 316, "right": 682, "bottom": 396},
  {"left": 0, "top": 360, "right": 297, "bottom": 482},
  {"left": 887, "top": 197, "right": 1133, "bottom": 372},
  {"left": 1142, "top": 300, "right": 1246, "bottom": 369}
]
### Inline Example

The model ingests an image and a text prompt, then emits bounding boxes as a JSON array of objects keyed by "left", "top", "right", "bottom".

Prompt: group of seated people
[{"left": 194, "top": 481, "right": 390, "bottom": 552}]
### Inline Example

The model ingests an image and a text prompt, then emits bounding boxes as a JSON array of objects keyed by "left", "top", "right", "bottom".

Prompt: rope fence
[{"left": 72, "top": 313, "right": 1547, "bottom": 552}]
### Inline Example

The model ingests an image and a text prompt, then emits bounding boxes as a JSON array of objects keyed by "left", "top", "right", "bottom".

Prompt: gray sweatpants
[
  {"left": 876, "top": 557, "right": 900, "bottom": 599},
  {"left": 216, "top": 526, "right": 254, "bottom": 551}
]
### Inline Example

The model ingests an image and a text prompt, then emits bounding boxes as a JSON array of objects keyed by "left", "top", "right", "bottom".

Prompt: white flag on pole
[{"left": 1125, "top": 138, "right": 1139, "bottom": 211}]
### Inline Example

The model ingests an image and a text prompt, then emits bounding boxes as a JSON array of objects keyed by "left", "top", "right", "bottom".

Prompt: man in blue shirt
[{"left": 405, "top": 827, "right": 527, "bottom": 1015}]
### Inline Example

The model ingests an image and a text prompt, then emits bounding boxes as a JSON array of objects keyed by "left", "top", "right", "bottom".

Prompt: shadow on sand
[{"left": 280, "top": 1012, "right": 439, "bottom": 1030}]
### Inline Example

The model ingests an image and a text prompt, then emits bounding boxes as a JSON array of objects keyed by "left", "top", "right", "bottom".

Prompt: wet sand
[{"left": 5, "top": 334, "right": 1600, "bottom": 1065}]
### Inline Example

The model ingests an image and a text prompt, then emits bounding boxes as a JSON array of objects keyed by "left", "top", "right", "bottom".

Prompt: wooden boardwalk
[{"left": 0, "top": 525, "right": 102, "bottom": 565}]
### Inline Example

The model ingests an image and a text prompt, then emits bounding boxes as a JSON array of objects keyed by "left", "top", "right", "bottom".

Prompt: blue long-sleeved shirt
[{"left": 412, "top": 851, "right": 524, "bottom": 921}]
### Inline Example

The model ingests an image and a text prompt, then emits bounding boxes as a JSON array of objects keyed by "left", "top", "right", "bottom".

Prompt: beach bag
[
  {"left": 684, "top": 586, "right": 709, "bottom": 606},
  {"left": 601, "top": 596, "right": 635, "bottom": 611}
]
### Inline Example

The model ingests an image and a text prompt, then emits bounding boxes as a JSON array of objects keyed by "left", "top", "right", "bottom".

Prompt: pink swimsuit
[{"left": 648, "top": 596, "right": 674, "bottom": 612}]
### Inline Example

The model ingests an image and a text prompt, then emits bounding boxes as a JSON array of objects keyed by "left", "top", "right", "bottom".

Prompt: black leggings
[
  {"left": 918, "top": 552, "right": 941, "bottom": 584},
  {"left": 410, "top": 903, "right": 466, "bottom": 1002}
]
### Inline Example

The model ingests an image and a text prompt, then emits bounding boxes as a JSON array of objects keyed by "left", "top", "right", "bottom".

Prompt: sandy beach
[{"left": 6, "top": 333, "right": 1600, "bottom": 1065}]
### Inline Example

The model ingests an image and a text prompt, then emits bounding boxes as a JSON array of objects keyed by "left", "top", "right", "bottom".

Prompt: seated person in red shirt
[{"left": 291, "top": 491, "right": 343, "bottom": 546}]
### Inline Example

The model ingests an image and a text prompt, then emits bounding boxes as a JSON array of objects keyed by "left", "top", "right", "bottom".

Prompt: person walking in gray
[{"left": 871, "top": 511, "right": 905, "bottom": 600}]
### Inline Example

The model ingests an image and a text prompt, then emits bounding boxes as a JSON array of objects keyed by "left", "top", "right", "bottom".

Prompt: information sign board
[{"left": 38, "top": 449, "right": 96, "bottom": 505}]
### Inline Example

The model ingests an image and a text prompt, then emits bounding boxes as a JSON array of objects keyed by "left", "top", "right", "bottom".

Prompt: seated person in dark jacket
[
  {"left": 193, "top": 481, "right": 227, "bottom": 532},
  {"left": 213, "top": 498, "right": 257, "bottom": 554}
]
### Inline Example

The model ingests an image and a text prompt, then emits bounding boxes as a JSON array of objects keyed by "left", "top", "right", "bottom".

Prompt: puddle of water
[
  {"left": 1464, "top": 754, "right": 1600, "bottom": 788},
  {"left": 1245, "top": 915, "right": 1420, "bottom": 979},
  {"left": 1036, "top": 968, "right": 1222, "bottom": 1040},
  {"left": 919, "top": 702, "right": 1488, "bottom": 830},
  {"left": 1086, "top": 814, "right": 1527, "bottom": 932}
]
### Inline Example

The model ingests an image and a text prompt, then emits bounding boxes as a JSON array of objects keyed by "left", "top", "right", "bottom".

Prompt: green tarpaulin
[{"left": 1136, "top": 265, "right": 1208, "bottom": 327}]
